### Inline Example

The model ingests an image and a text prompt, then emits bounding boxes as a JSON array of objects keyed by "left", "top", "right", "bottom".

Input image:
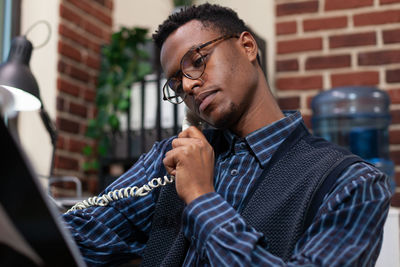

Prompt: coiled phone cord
[{"left": 66, "top": 175, "right": 175, "bottom": 213}]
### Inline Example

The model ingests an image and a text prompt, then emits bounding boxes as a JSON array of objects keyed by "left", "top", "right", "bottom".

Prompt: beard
[{"left": 205, "top": 102, "right": 240, "bottom": 130}]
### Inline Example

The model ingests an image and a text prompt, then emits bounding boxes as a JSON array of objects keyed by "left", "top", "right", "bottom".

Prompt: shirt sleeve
[
  {"left": 62, "top": 137, "right": 173, "bottom": 266},
  {"left": 181, "top": 162, "right": 393, "bottom": 266}
]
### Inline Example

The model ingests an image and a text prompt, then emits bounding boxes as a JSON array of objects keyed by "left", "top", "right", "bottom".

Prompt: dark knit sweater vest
[{"left": 141, "top": 123, "right": 364, "bottom": 266}]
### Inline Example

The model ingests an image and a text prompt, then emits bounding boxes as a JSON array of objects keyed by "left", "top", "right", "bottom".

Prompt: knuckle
[{"left": 171, "top": 139, "right": 179, "bottom": 147}]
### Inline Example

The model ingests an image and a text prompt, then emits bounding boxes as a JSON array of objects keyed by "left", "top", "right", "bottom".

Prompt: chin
[{"left": 202, "top": 103, "right": 239, "bottom": 130}]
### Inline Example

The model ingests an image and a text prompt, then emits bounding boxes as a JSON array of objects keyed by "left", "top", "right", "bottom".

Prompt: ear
[{"left": 239, "top": 31, "right": 258, "bottom": 63}]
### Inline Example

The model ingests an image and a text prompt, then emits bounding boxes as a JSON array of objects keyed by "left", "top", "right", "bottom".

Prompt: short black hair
[{"left": 152, "top": 3, "right": 249, "bottom": 49}]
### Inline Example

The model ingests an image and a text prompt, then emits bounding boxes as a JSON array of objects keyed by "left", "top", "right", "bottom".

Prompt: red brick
[
  {"left": 325, "top": 0, "right": 373, "bottom": 10},
  {"left": 59, "top": 24, "right": 88, "bottom": 49},
  {"left": 105, "top": 0, "right": 113, "bottom": 10},
  {"left": 56, "top": 135, "right": 66, "bottom": 150},
  {"left": 358, "top": 50, "right": 400, "bottom": 65},
  {"left": 57, "top": 117, "right": 80, "bottom": 134},
  {"left": 69, "top": 102, "right": 88, "bottom": 118},
  {"left": 383, "top": 28, "right": 400, "bottom": 44},
  {"left": 86, "top": 55, "right": 101, "bottom": 69},
  {"left": 391, "top": 191, "right": 400, "bottom": 207},
  {"left": 58, "top": 61, "right": 90, "bottom": 82},
  {"left": 277, "top": 37, "right": 322, "bottom": 54},
  {"left": 390, "top": 129, "right": 400, "bottom": 144},
  {"left": 69, "top": 138, "right": 86, "bottom": 153},
  {"left": 331, "top": 71, "right": 379, "bottom": 87},
  {"left": 84, "top": 89, "right": 96, "bottom": 102},
  {"left": 391, "top": 109, "right": 400, "bottom": 124},
  {"left": 329, "top": 32, "right": 376, "bottom": 49},
  {"left": 388, "top": 88, "right": 400, "bottom": 104},
  {"left": 277, "top": 97, "right": 300, "bottom": 110},
  {"left": 354, "top": 10, "right": 400, "bottom": 26},
  {"left": 94, "top": 0, "right": 107, "bottom": 6},
  {"left": 89, "top": 74, "right": 99, "bottom": 87},
  {"left": 303, "top": 16, "right": 347, "bottom": 32},
  {"left": 94, "top": 0, "right": 111, "bottom": 8},
  {"left": 380, "top": 0, "right": 400, "bottom": 5},
  {"left": 390, "top": 149, "right": 400, "bottom": 165},
  {"left": 387, "top": 69, "right": 400, "bottom": 83},
  {"left": 395, "top": 171, "right": 400, "bottom": 185},
  {"left": 57, "top": 95, "right": 65, "bottom": 112},
  {"left": 59, "top": 23, "right": 103, "bottom": 52},
  {"left": 83, "top": 20, "right": 105, "bottom": 39},
  {"left": 276, "top": 1, "right": 318, "bottom": 16},
  {"left": 303, "top": 114, "right": 313, "bottom": 130},
  {"left": 276, "top": 21, "right": 297, "bottom": 35},
  {"left": 276, "top": 75, "right": 323, "bottom": 90},
  {"left": 305, "top": 55, "right": 351, "bottom": 70},
  {"left": 57, "top": 78, "right": 80, "bottom": 97},
  {"left": 306, "top": 95, "right": 315, "bottom": 110},
  {"left": 60, "top": 3, "right": 84, "bottom": 27},
  {"left": 54, "top": 154, "right": 79, "bottom": 171},
  {"left": 276, "top": 59, "right": 299, "bottom": 72},
  {"left": 68, "top": 0, "right": 112, "bottom": 25},
  {"left": 58, "top": 41, "right": 81, "bottom": 62}
]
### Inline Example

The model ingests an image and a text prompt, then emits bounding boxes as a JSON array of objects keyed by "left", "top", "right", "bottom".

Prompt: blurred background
[{"left": 1, "top": 0, "right": 399, "bottom": 207}]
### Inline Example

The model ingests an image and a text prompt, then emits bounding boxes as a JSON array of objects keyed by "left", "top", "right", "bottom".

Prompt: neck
[{"left": 231, "top": 72, "right": 284, "bottom": 137}]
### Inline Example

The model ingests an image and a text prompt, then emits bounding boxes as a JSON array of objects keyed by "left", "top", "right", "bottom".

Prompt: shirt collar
[{"left": 222, "top": 111, "right": 303, "bottom": 167}]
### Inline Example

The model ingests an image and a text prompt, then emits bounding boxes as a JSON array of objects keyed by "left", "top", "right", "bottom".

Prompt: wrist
[{"left": 185, "top": 188, "right": 215, "bottom": 204}]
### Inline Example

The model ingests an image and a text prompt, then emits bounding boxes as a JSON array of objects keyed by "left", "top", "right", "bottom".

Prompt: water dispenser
[{"left": 311, "top": 86, "right": 395, "bottom": 190}]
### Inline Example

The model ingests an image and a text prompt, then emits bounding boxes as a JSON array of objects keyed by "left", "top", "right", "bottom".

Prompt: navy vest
[{"left": 141, "top": 124, "right": 364, "bottom": 266}]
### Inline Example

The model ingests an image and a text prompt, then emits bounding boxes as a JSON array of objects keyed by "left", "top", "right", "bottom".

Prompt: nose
[{"left": 182, "top": 75, "right": 203, "bottom": 96}]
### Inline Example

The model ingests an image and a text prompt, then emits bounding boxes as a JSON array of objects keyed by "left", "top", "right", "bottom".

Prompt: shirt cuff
[{"left": 182, "top": 192, "right": 240, "bottom": 257}]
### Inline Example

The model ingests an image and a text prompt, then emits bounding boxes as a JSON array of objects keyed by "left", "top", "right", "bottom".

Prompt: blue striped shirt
[{"left": 63, "top": 111, "right": 392, "bottom": 266}]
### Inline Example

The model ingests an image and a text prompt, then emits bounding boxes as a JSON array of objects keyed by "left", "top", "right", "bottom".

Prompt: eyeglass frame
[{"left": 162, "top": 34, "right": 240, "bottom": 104}]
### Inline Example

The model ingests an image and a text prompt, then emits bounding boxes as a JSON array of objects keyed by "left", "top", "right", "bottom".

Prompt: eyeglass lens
[{"left": 163, "top": 50, "right": 206, "bottom": 104}]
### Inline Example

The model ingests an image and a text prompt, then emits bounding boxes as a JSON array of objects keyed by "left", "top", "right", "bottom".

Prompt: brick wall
[
  {"left": 275, "top": 0, "right": 400, "bottom": 205},
  {"left": 55, "top": 0, "right": 113, "bottom": 193}
]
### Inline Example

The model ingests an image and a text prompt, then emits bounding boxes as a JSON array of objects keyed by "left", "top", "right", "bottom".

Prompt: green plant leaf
[
  {"left": 83, "top": 145, "right": 93, "bottom": 156},
  {"left": 137, "top": 62, "right": 152, "bottom": 80},
  {"left": 117, "top": 99, "right": 130, "bottom": 111},
  {"left": 108, "top": 114, "right": 120, "bottom": 130},
  {"left": 85, "top": 26, "right": 152, "bottom": 171},
  {"left": 82, "top": 161, "right": 91, "bottom": 171}
]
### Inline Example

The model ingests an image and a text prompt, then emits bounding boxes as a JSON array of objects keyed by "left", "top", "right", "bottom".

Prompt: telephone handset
[{"left": 66, "top": 108, "right": 202, "bottom": 213}]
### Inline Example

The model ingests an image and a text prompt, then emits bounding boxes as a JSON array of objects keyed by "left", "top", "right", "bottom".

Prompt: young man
[{"left": 64, "top": 4, "right": 392, "bottom": 266}]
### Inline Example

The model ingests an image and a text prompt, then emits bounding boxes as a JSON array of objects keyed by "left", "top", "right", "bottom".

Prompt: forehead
[{"left": 160, "top": 20, "right": 220, "bottom": 77}]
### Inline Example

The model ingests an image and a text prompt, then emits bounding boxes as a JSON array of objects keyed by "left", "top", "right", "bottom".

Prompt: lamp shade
[
  {"left": 0, "top": 85, "right": 16, "bottom": 117},
  {"left": 0, "top": 36, "right": 41, "bottom": 111}
]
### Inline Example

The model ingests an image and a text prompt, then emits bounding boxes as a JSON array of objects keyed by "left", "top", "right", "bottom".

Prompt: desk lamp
[{"left": 0, "top": 35, "right": 57, "bottom": 177}]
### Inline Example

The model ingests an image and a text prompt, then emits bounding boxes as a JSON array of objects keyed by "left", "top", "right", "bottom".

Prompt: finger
[
  {"left": 163, "top": 151, "right": 177, "bottom": 176},
  {"left": 172, "top": 136, "right": 202, "bottom": 148},
  {"left": 179, "top": 126, "right": 206, "bottom": 140}
]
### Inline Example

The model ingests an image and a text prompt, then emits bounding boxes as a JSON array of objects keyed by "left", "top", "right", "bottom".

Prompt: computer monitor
[{"left": 0, "top": 119, "right": 86, "bottom": 267}]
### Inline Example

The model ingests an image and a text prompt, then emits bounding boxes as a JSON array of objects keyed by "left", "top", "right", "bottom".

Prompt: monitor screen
[{"left": 0, "top": 119, "right": 85, "bottom": 267}]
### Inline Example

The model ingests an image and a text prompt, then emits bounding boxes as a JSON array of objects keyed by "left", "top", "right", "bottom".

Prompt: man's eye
[
  {"left": 192, "top": 56, "right": 204, "bottom": 68},
  {"left": 175, "top": 83, "right": 184, "bottom": 95}
]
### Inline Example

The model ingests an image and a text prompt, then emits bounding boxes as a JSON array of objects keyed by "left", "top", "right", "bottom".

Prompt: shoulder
[{"left": 321, "top": 161, "right": 392, "bottom": 213}]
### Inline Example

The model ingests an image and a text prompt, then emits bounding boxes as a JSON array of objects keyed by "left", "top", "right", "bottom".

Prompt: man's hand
[{"left": 163, "top": 126, "right": 215, "bottom": 204}]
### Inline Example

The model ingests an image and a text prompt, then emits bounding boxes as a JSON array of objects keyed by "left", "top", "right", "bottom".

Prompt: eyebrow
[{"left": 167, "top": 69, "right": 182, "bottom": 81}]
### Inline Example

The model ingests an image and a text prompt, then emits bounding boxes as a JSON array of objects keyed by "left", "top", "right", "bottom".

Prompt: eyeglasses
[{"left": 162, "top": 34, "right": 239, "bottom": 104}]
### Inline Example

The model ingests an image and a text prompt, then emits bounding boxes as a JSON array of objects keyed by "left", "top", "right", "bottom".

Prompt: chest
[{"left": 214, "top": 145, "right": 263, "bottom": 210}]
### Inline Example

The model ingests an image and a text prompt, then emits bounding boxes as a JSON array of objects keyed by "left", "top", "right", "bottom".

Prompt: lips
[{"left": 195, "top": 89, "right": 218, "bottom": 112}]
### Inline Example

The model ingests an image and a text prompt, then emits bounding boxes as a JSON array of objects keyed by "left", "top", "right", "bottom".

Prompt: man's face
[{"left": 160, "top": 20, "right": 258, "bottom": 129}]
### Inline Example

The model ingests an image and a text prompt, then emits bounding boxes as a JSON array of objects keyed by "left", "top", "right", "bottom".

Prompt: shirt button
[{"left": 231, "top": 169, "right": 238, "bottom": 176}]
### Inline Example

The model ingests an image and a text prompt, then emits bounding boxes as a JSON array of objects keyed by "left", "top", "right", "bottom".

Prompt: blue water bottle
[{"left": 311, "top": 86, "right": 395, "bottom": 191}]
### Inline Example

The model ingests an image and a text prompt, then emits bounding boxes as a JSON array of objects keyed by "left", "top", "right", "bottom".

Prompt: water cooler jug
[{"left": 311, "top": 86, "right": 395, "bottom": 190}]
